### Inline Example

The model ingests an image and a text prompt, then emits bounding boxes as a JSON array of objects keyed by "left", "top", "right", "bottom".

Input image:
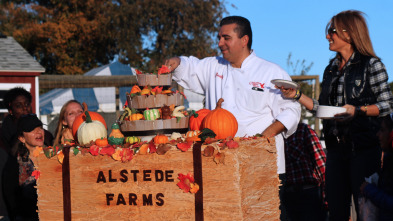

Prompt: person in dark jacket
[
  {"left": 360, "top": 114, "right": 393, "bottom": 220},
  {"left": 0, "top": 87, "right": 53, "bottom": 156},
  {"left": 3, "top": 114, "right": 45, "bottom": 221},
  {"left": 277, "top": 10, "right": 393, "bottom": 220}
]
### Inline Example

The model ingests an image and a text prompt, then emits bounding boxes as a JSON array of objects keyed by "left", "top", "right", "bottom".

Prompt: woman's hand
[
  {"left": 334, "top": 104, "right": 356, "bottom": 122},
  {"left": 164, "top": 57, "right": 181, "bottom": 72},
  {"left": 275, "top": 86, "right": 297, "bottom": 99}
]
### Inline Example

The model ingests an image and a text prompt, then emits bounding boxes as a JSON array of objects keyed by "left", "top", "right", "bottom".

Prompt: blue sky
[{"left": 224, "top": 0, "right": 393, "bottom": 81}]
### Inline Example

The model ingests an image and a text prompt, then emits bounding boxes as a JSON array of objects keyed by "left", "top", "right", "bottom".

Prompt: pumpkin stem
[
  {"left": 191, "top": 110, "right": 198, "bottom": 118},
  {"left": 216, "top": 98, "right": 224, "bottom": 109},
  {"left": 85, "top": 111, "right": 92, "bottom": 123},
  {"left": 82, "top": 102, "right": 88, "bottom": 111}
]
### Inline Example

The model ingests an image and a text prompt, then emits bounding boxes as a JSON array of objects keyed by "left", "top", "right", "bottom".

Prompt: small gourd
[
  {"left": 96, "top": 137, "right": 109, "bottom": 147},
  {"left": 129, "top": 113, "right": 144, "bottom": 121},
  {"left": 125, "top": 136, "right": 141, "bottom": 144},
  {"left": 161, "top": 105, "right": 172, "bottom": 120},
  {"left": 144, "top": 109, "right": 160, "bottom": 120},
  {"left": 108, "top": 123, "right": 125, "bottom": 145},
  {"left": 153, "top": 134, "right": 169, "bottom": 144},
  {"left": 77, "top": 111, "right": 108, "bottom": 145},
  {"left": 186, "top": 130, "right": 201, "bottom": 138},
  {"left": 172, "top": 106, "right": 185, "bottom": 118}
]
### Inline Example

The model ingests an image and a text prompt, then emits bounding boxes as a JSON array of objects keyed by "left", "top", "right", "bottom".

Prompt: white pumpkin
[{"left": 77, "top": 111, "right": 108, "bottom": 145}]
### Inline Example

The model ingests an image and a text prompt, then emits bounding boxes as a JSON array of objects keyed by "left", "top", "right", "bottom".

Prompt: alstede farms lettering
[{"left": 96, "top": 169, "right": 175, "bottom": 206}]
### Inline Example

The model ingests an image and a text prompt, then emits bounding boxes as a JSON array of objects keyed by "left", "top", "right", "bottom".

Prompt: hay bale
[{"left": 31, "top": 137, "right": 279, "bottom": 220}]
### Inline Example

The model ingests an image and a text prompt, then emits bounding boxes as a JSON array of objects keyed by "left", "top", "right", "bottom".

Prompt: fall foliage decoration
[
  {"left": 140, "top": 86, "right": 151, "bottom": 95},
  {"left": 108, "top": 123, "right": 125, "bottom": 145},
  {"left": 153, "top": 134, "right": 169, "bottom": 144},
  {"left": 177, "top": 173, "right": 199, "bottom": 193},
  {"left": 157, "top": 65, "right": 171, "bottom": 75},
  {"left": 130, "top": 85, "right": 141, "bottom": 94},
  {"left": 72, "top": 102, "right": 107, "bottom": 138},
  {"left": 77, "top": 111, "right": 108, "bottom": 145},
  {"left": 201, "top": 98, "right": 238, "bottom": 140},
  {"left": 189, "top": 109, "right": 211, "bottom": 131}
]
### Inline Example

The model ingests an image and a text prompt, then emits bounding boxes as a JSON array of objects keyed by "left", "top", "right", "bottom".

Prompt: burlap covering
[{"left": 31, "top": 137, "right": 279, "bottom": 220}]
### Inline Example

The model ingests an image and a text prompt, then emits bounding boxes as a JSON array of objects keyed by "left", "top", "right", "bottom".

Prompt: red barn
[{"left": 0, "top": 35, "right": 45, "bottom": 124}]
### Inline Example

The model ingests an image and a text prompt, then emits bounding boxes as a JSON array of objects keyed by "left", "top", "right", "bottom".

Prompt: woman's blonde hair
[
  {"left": 326, "top": 10, "right": 378, "bottom": 59},
  {"left": 53, "top": 100, "right": 83, "bottom": 146}
]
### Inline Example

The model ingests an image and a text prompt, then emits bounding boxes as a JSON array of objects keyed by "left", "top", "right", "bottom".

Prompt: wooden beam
[{"left": 39, "top": 75, "right": 138, "bottom": 89}]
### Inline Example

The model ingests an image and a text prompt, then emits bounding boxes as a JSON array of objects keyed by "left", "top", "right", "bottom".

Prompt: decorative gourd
[
  {"left": 153, "top": 134, "right": 169, "bottom": 144},
  {"left": 77, "top": 111, "right": 108, "bottom": 145},
  {"left": 129, "top": 113, "right": 144, "bottom": 121},
  {"left": 189, "top": 109, "right": 211, "bottom": 131},
  {"left": 130, "top": 85, "right": 141, "bottom": 94},
  {"left": 161, "top": 105, "right": 172, "bottom": 120},
  {"left": 201, "top": 98, "right": 238, "bottom": 140},
  {"left": 125, "top": 136, "right": 141, "bottom": 144},
  {"left": 139, "top": 144, "right": 149, "bottom": 155},
  {"left": 172, "top": 106, "right": 185, "bottom": 117},
  {"left": 143, "top": 109, "right": 160, "bottom": 120},
  {"left": 72, "top": 103, "right": 107, "bottom": 138},
  {"left": 96, "top": 137, "right": 109, "bottom": 147},
  {"left": 108, "top": 123, "right": 125, "bottom": 145},
  {"left": 186, "top": 130, "right": 201, "bottom": 138}
]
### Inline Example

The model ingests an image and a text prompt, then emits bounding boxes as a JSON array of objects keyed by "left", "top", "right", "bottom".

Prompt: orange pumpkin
[
  {"left": 201, "top": 98, "right": 238, "bottom": 140},
  {"left": 153, "top": 134, "right": 169, "bottom": 144},
  {"left": 130, "top": 85, "right": 141, "bottom": 94},
  {"left": 189, "top": 109, "right": 211, "bottom": 131},
  {"left": 96, "top": 137, "right": 109, "bottom": 147},
  {"left": 72, "top": 103, "right": 107, "bottom": 138}
]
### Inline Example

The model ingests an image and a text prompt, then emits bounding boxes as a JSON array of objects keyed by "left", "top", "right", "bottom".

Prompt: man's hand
[{"left": 165, "top": 57, "right": 181, "bottom": 72}]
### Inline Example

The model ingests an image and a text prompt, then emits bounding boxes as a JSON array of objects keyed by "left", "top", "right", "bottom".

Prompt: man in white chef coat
[{"left": 165, "top": 16, "right": 301, "bottom": 175}]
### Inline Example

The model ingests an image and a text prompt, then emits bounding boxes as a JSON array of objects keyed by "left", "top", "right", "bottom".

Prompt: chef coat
[{"left": 173, "top": 51, "right": 301, "bottom": 173}]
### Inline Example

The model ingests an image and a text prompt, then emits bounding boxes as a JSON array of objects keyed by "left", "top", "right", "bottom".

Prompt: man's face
[{"left": 218, "top": 23, "right": 246, "bottom": 65}]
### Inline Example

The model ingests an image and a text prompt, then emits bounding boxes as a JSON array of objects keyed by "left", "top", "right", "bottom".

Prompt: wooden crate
[{"left": 31, "top": 137, "right": 280, "bottom": 221}]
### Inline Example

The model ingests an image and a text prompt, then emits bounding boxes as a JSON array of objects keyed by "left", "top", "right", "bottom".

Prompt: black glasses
[
  {"left": 328, "top": 27, "right": 346, "bottom": 35},
  {"left": 328, "top": 27, "right": 337, "bottom": 35}
]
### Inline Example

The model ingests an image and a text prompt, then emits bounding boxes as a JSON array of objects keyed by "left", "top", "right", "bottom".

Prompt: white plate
[
  {"left": 316, "top": 105, "right": 346, "bottom": 119},
  {"left": 271, "top": 79, "right": 299, "bottom": 89}
]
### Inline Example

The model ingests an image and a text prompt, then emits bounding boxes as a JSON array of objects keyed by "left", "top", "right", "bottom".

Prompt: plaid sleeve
[{"left": 368, "top": 58, "right": 393, "bottom": 117}]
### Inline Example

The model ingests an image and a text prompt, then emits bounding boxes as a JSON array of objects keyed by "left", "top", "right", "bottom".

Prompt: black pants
[
  {"left": 283, "top": 185, "right": 327, "bottom": 221},
  {"left": 325, "top": 145, "right": 381, "bottom": 220}
]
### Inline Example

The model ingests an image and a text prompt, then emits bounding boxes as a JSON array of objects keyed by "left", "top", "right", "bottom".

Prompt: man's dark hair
[
  {"left": 220, "top": 16, "right": 252, "bottom": 50},
  {"left": 4, "top": 87, "right": 32, "bottom": 110}
]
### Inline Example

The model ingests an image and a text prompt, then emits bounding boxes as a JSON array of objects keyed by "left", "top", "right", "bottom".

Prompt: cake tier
[
  {"left": 127, "top": 93, "right": 183, "bottom": 109},
  {"left": 137, "top": 73, "right": 172, "bottom": 86},
  {"left": 119, "top": 117, "right": 189, "bottom": 132}
]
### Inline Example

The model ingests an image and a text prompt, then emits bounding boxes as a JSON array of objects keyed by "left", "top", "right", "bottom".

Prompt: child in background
[
  {"left": 361, "top": 115, "right": 393, "bottom": 220},
  {"left": 53, "top": 100, "right": 83, "bottom": 146}
]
